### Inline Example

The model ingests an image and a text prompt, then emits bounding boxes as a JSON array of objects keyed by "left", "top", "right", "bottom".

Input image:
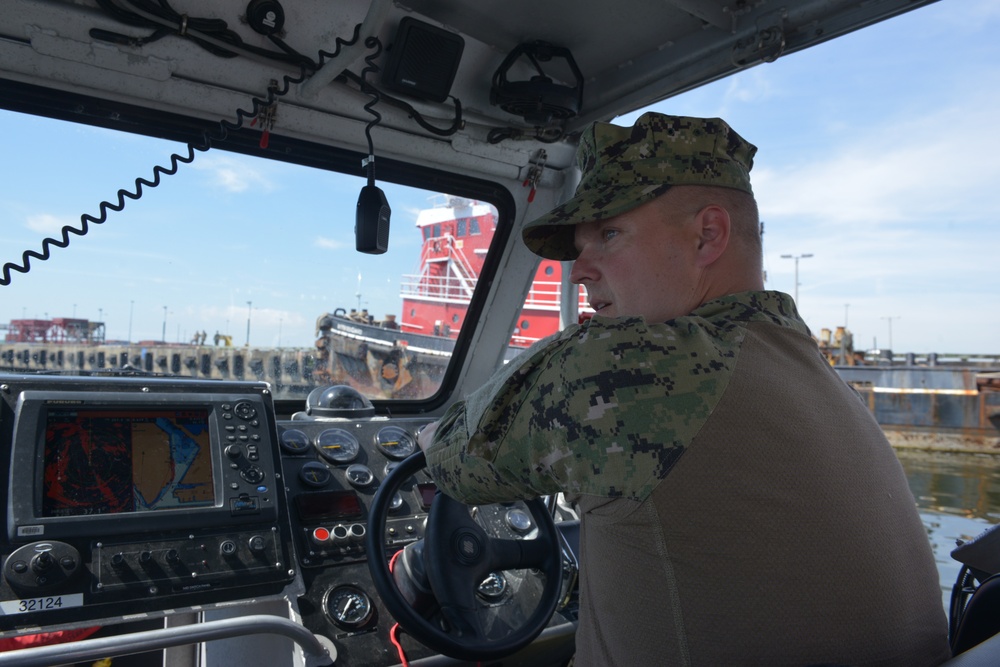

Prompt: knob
[
  {"left": 31, "top": 552, "right": 55, "bottom": 573},
  {"left": 248, "top": 535, "right": 267, "bottom": 553},
  {"left": 241, "top": 466, "right": 264, "bottom": 484},
  {"left": 331, "top": 525, "right": 350, "bottom": 544}
]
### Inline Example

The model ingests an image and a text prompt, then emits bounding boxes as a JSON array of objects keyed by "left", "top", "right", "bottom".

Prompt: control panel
[
  {"left": 0, "top": 375, "right": 296, "bottom": 634},
  {"left": 278, "top": 416, "right": 447, "bottom": 665},
  {"left": 278, "top": 419, "right": 436, "bottom": 569}
]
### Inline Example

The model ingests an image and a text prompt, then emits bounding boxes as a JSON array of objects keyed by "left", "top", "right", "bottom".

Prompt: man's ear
[{"left": 694, "top": 205, "right": 730, "bottom": 266}]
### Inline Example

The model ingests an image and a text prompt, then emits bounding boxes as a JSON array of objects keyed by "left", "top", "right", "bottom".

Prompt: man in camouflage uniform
[{"left": 420, "top": 113, "right": 950, "bottom": 665}]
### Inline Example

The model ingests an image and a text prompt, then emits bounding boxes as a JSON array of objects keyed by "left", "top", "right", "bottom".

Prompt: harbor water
[{"left": 898, "top": 449, "right": 1000, "bottom": 611}]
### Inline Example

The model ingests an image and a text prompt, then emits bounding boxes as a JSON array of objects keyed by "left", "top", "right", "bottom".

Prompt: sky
[{"left": 2, "top": 0, "right": 999, "bottom": 354}]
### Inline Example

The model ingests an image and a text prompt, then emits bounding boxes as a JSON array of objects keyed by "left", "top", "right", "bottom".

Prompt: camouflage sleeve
[{"left": 424, "top": 314, "right": 741, "bottom": 504}]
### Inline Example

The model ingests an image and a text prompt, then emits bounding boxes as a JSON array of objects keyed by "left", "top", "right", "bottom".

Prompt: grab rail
[{"left": 0, "top": 614, "right": 334, "bottom": 667}]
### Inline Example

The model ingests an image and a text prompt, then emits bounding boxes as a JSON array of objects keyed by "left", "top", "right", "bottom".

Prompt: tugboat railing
[{"left": 401, "top": 275, "right": 589, "bottom": 311}]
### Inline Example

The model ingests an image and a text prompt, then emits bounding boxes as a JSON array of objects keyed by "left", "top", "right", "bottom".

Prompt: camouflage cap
[{"left": 522, "top": 112, "right": 758, "bottom": 260}]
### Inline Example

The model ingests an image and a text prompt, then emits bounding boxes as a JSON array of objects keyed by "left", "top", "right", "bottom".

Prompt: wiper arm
[{"left": 26, "top": 364, "right": 186, "bottom": 378}]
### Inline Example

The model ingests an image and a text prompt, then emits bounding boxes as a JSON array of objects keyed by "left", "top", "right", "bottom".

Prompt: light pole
[
  {"left": 128, "top": 300, "right": 134, "bottom": 342},
  {"left": 246, "top": 301, "right": 252, "bottom": 346},
  {"left": 162, "top": 306, "right": 168, "bottom": 342},
  {"left": 881, "top": 316, "right": 901, "bottom": 351},
  {"left": 780, "top": 253, "right": 813, "bottom": 304}
]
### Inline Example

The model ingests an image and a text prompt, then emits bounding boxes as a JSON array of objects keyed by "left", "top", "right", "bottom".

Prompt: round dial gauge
[
  {"left": 505, "top": 508, "right": 533, "bottom": 533},
  {"left": 374, "top": 426, "right": 416, "bottom": 460},
  {"left": 477, "top": 572, "right": 508, "bottom": 601},
  {"left": 279, "top": 428, "right": 311, "bottom": 455},
  {"left": 299, "top": 461, "right": 332, "bottom": 488},
  {"left": 325, "top": 586, "right": 374, "bottom": 630},
  {"left": 345, "top": 463, "right": 375, "bottom": 488},
  {"left": 315, "top": 428, "right": 360, "bottom": 464}
]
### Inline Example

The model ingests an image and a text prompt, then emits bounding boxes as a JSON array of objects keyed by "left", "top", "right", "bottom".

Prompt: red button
[{"left": 312, "top": 527, "right": 331, "bottom": 544}]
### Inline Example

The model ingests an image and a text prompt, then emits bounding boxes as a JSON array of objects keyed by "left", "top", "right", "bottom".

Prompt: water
[{"left": 897, "top": 449, "right": 1000, "bottom": 612}]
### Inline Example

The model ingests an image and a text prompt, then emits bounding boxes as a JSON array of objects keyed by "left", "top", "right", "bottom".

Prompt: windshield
[{"left": 0, "top": 113, "right": 532, "bottom": 402}]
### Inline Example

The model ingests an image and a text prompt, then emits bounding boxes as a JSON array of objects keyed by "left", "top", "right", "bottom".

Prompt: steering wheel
[{"left": 365, "top": 452, "right": 564, "bottom": 662}]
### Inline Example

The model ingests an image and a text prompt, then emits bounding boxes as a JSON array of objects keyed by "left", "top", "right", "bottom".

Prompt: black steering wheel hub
[{"left": 454, "top": 530, "right": 484, "bottom": 564}]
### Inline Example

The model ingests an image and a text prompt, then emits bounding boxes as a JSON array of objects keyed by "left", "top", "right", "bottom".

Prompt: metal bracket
[
  {"left": 522, "top": 149, "right": 548, "bottom": 202},
  {"left": 731, "top": 9, "right": 788, "bottom": 66}
]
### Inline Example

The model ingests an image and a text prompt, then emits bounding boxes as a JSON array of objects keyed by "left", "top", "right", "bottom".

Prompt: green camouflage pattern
[
  {"left": 522, "top": 112, "right": 758, "bottom": 261},
  {"left": 425, "top": 291, "right": 807, "bottom": 504}
]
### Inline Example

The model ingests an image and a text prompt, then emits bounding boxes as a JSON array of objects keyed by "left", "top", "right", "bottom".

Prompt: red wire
[
  {"left": 389, "top": 623, "right": 410, "bottom": 667},
  {"left": 387, "top": 550, "right": 410, "bottom": 666},
  {"left": 389, "top": 548, "right": 403, "bottom": 573}
]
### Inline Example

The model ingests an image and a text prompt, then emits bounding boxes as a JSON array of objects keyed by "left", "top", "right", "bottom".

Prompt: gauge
[
  {"left": 299, "top": 461, "right": 332, "bottom": 488},
  {"left": 374, "top": 425, "right": 416, "bottom": 460},
  {"left": 279, "top": 428, "right": 311, "bottom": 455},
  {"left": 345, "top": 463, "right": 374, "bottom": 488},
  {"left": 505, "top": 508, "right": 533, "bottom": 533},
  {"left": 325, "top": 585, "right": 375, "bottom": 630},
  {"left": 315, "top": 428, "right": 360, "bottom": 464},
  {"left": 477, "top": 572, "right": 508, "bottom": 601}
]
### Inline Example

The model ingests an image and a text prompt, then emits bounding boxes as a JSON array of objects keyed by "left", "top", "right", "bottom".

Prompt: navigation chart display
[{"left": 42, "top": 407, "right": 216, "bottom": 517}]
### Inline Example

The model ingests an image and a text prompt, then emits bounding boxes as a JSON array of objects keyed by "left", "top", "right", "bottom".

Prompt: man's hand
[{"left": 417, "top": 420, "right": 440, "bottom": 453}]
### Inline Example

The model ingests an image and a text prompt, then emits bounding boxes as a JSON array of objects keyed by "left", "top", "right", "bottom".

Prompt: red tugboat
[
  {"left": 399, "top": 195, "right": 587, "bottom": 346},
  {"left": 314, "top": 195, "right": 590, "bottom": 395}
]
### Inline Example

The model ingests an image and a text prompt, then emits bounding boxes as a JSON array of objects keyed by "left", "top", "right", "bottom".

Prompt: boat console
[{"left": 0, "top": 374, "right": 579, "bottom": 665}]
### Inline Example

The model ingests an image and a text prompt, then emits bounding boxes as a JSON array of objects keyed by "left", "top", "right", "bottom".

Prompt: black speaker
[
  {"left": 356, "top": 184, "right": 391, "bottom": 254},
  {"left": 381, "top": 17, "right": 465, "bottom": 103}
]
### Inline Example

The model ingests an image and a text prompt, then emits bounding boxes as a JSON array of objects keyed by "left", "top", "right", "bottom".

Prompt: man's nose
[{"left": 569, "top": 250, "right": 597, "bottom": 284}]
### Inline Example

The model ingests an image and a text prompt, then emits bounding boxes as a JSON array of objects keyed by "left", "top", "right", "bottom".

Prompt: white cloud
[
  {"left": 720, "top": 70, "right": 775, "bottom": 109},
  {"left": 191, "top": 155, "right": 275, "bottom": 194},
  {"left": 25, "top": 213, "right": 74, "bottom": 234}
]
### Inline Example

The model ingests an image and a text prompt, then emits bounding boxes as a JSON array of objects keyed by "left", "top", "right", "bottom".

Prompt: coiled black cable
[
  {"left": 360, "top": 36, "right": 383, "bottom": 185},
  {"left": 0, "top": 141, "right": 206, "bottom": 287},
  {"left": 0, "top": 22, "right": 363, "bottom": 287}
]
